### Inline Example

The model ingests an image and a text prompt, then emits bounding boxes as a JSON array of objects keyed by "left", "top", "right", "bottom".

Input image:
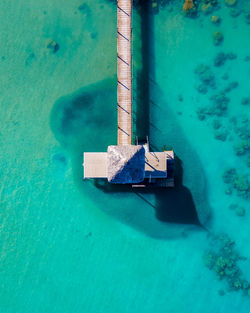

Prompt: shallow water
[{"left": 0, "top": 0, "right": 250, "bottom": 312}]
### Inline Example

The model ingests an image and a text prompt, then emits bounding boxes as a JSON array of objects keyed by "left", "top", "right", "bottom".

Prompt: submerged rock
[
  {"left": 214, "top": 52, "right": 237, "bottom": 67},
  {"left": 234, "top": 141, "right": 250, "bottom": 156},
  {"left": 232, "top": 115, "right": 250, "bottom": 141},
  {"left": 213, "top": 31, "right": 224, "bottom": 46},
  {"left": 25, "top": 52, "right": 35, "bottom": 66},
  {"left": 53, "top": 152, "right": 67, "bottom": 165},
  {"left": 201, "top": 3, "right": 213, "bottom": 14},
  {"left": 183, "top": 0, "right": 194, "bottom": 12},
  {"left": 195, "top": 91, "right": 230, "bottom": 121},
  {"left": 201, "top": 0, "right": 218, "bottom": 14},
  {"left": 196, "top": 107, "right": 206, "bottom": 120},
  {"left": 210, "top": 92, "right": 230, "bottom": 116},
  {"left": 203, "top": 252, "right": 215, "bottom": 269},
  {"left": 214, "top": 52, "right": 227, "bottom": 66},
  {"left": 241, "top": 97, "right": 250, "bottom": 105},
  {"left": 226, "top": 52, "right": 237, "bottom": 60},
  {"left": 196, "top": 84, "right": 208, "bottom": 94},
  {"left": 178, "top": 94, "right": 183, "bottom": 102},
  {"left": 224, "top": 81, "right": 238, "bottom": 93},
  {"left": 247, "top": 156, "right": 250, "bottom": 167},
  {"left": 214, "top": 128, "right": 228, "bottom": 141},
  {"left": 78, "top": 3, "right": 91, "bottom": 16},
  {"left": 233, "top": 174, "right": 249, "bottom": 198},
  {"left": 46, "top": 39, "right": 60, "bottom": 53},
  {"left": 235, "top": 206, "right": 245, "bottom": 216},
  {"left": 222, "top": 168, "right": 250, "bottom": 199},
  {"left": 91, "top": 32, "right": 98, "bottom": 39},
  {"left": 211, "top": 15, "right": 221, "bottom": 24},
  {"left": 229, "top": 203, "right": 237, "bottom": 210},
  {"left": 230, "top": 8, "right": 241, "bottom": 17},
  {"left": 212, "top": 119, "right": 222, "bottom": 129},
  {"left": 245, "top": 13, "right": 250, "bottom": 25},
  {"left": 218, "top": 289, "right": 225, "bottom": 296},
  {"left": 222, "top": 168, "right": 236, "bottom": 184},
  {"left": 225, "top": 0, "right": 237, "bottom": 6},
  {"left": 194, "top": 64, "right": 215, "bottom": 87},
  {"left": 225, "top": 187, "right": 232, "bottom": 195}
]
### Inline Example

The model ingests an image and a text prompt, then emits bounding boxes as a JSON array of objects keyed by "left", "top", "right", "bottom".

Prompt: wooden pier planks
[{"left": 117, "top": 0, "right": 132, "bottom": 145}]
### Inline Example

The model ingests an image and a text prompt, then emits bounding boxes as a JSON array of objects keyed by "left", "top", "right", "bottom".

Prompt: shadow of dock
[
  {"left": 50, "top": 2, "right": 211, "bottom": 239},
  {"left": 133, "top": 3, "right": 202, "bottom": 226},
  {"left": 94, "top": 155, "right": 201, "bottom": 226},
  {"left": 133, "top": 3, "right": 152, "bottom": 141}
]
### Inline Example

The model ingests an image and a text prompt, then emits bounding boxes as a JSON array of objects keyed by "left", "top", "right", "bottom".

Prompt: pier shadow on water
[
  {"left": 50, "top": 3, "right": 211, "bottom": 238},
  {"left": 50, "top": 75, "right": 210, "bottom": 238},
  {"left": 94, "top": 155, "right": 200, "bottom": 226}
]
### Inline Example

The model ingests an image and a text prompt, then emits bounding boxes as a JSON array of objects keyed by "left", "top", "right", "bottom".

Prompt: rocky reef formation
[
  {"left": 211, "top": 15, "right": 221, "bottom": 24},
  {"left": 78, "top": 2, "right": 91, "bottom": 15},
  {"left": 230, "top": 116, "right": 250, "bottom": 165},
  {"left": 229, "top": 204, "right": 246, "bottom": 217},
  {"left": 46, "top": 39, "right": 60, "bottom": 53},
  {"left": 241, "top": 97, "right": 250, "bottom": 106},
  {"left": 222, "top": 168, "right": 250, "bottom": 199},
  {"left": 195, "top": 64, "right": 216, "bottom": 88},
  {"left": 224, "top": 0, "right": 237, "bottom": 7},
  {"left": 183, "top": 0, "right": 194, "bottom": 12},
  {"left": 203, "top": 233, "right": 250, "bottom": 296},
  {"left": 193, "top": 50, "right": 243, "bottom": 143},
  {"left": 196, "top": 90, "right": 231, "bottom": 124},
  {"left": 213, "top": 52, "right": 237, "bottom": 67},
  {"left": 234, "top": 141, "right": 250, "bottom": 156},
  {"left": 213, "top": 31, "right": 224, "bottom": 46},
  {"left": 201, "top": 0, "right": 218, "bottom": 15},
  {"left": 210, "top": 92, "right": 230, "bottom": 115}
]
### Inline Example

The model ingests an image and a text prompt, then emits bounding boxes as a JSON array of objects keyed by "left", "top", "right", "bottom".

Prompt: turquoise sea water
[{"left": 0, "top": 0, "right": 250, "bottom": 312}]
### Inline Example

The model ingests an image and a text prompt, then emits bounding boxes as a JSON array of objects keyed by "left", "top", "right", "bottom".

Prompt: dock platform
[{"left": 84, "top": 150, "right": 174, "bottom": 187}]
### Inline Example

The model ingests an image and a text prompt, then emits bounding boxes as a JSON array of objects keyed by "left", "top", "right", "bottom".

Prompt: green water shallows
[{"left": 0, "top": 0, "right": 250, "bottom": 312}]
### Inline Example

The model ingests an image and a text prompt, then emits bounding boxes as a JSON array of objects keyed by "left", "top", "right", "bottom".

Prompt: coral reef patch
[
  {"left": 203, "top": 233, "right": 250, "bottom": 296},
  {"left": 46, "top": 39, "right": 60, "bottom": 54},
  {"left": 222, "top": 168, "right": 250, "bottom": 199},
  {"left": 213, "top": 31, "right": 224, "bottom": 46}
]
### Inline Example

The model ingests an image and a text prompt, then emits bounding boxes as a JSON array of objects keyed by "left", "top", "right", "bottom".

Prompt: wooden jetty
[
  {"left": 83, "top": 0, "right": 174, "bottom": 187},
  {"left": 117, "top": 0, "right": 132, "bottom": 145}
]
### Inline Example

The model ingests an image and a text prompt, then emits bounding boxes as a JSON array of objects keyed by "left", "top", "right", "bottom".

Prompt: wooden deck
[
  {"left": 83, "top": 153, "right": 107, "bottom": 178},
  {"left": 83, "top": 150, "right": 174, "bottom": 184},
  {"left": 145, "top": 152, "right": 167, "bottom": 178},
  {"left": 117, "top": 0, "right": 132, "bottom": 145}
]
